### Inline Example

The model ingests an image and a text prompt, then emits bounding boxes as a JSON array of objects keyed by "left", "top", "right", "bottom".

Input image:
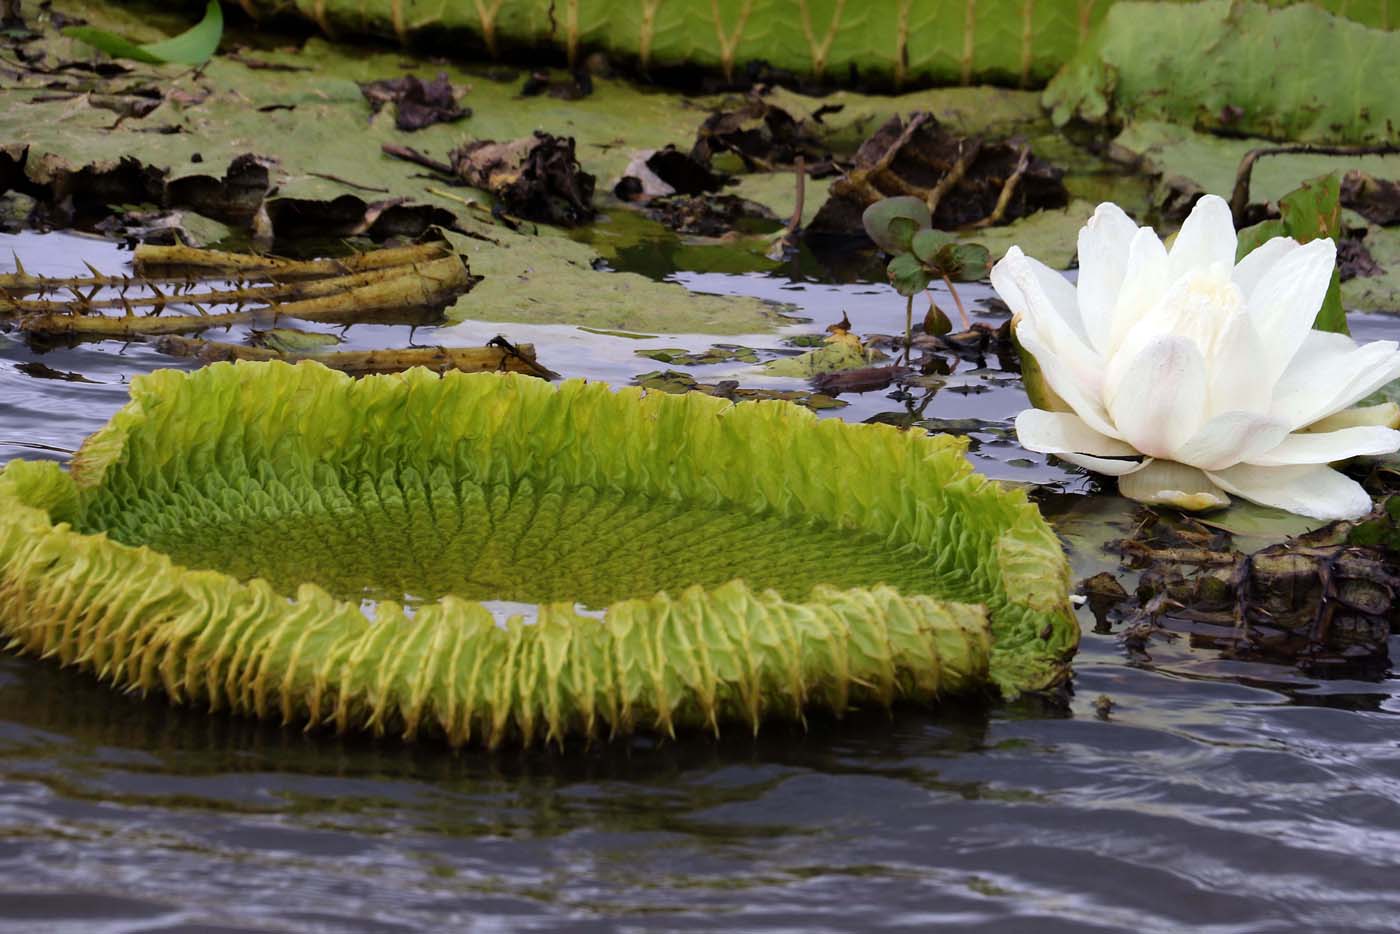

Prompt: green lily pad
[
  {"left": 1346, "top": 224, "right": 1400, "bottom": 313},
  {"left": 1110, "top": 121, "right": 1400, "bottom": 206},
  {"left": 969, "top": 200, "right": 1097, "bottom": 269},
  {"left": 1046, "top": 0, "right": 1400, "bottom": 144},
  {"left": 637, "top": 345, "right": 761, "bottom": 366}
]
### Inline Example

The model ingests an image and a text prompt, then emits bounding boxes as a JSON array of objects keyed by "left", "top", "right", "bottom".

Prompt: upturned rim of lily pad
[{"left": 0, "top": 361, "right": 1076, "bottom": 747}]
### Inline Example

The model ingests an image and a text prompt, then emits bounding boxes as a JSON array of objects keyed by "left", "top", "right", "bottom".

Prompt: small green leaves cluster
[{"left": 863, "top": 196, "right": 991, "bottom": 298}]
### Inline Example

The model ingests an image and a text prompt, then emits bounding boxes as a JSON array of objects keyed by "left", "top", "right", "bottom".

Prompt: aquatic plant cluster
[{"left": 996, "top": 195, "right": 1400, "bottom": 520}]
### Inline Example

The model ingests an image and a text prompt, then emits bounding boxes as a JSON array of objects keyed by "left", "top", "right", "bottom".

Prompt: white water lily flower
[{"left": 993, "top": 194, "right": 1400, "bottom": 520}]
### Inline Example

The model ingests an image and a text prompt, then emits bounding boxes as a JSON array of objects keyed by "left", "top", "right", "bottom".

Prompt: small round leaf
[
  {"left": 911, "top": 228, "right": 956, "bottom": 265},
  {"left": 887, "top": 253, "right": 932, "bottom": 297},
  {"left": 862, "top": 197, "right": 931, "bottom": 254},
  {"left": 939, "top": 243, "right": 991, "bottom": 282}
]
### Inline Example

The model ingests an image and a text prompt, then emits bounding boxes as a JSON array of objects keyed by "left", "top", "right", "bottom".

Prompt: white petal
[
  {"left": 1106, "top": 226, "right": 1171, "bottom": 354},
  {"left": 1206, "top": 310, "right": 1273, "bottom": 418},
  {"left": 1245, "top": 237, "right": 1337, "bottom": 384},
  {"left": 1076, "top": 202, "right": 1140, "bottom": 353},
  {"left": 1168, "top": 195, "right": 1237, "bottom": 284},
  {"left": 994, "top": 250, "right": 1100, "bottom": 398},
  {"left": 1207, "top": 464, "right": 1374, "bottom": 520},
  {"left": 1232, "top": 236, "right": 1300, "bottom": 300},
  {"left": 1056, "top": 452, "right": 1151, "bottom": 476},
  {"left": 1304, "top": 402, "right": 1400, "bottom": 433},
  {"left": 1024, "top": 254, "right": 1087, "bottom": 343},
  {"left": 1106, "top": 336, "right": 1208, "bottom": 459},
  {"left": 1015, "top": 409, "right": 1139, "bottom": 457},
  {"left": 1014, "top": 321, "right": 1119, "bottom": 439},
  {"left": 1246, "top": 426, "right": 1400, "bottom": 467},
  {"left": 1271, "top": 332, "right": 1400, "bottom": 430},
  {"left": 1172, "top": 412, "right": 1289, "bottom": 472},
  {"left": 1119, "top": 460, "right": 1231, "bottom": 511}
]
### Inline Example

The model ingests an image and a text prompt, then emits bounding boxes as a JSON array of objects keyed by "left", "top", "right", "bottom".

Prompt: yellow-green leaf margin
[{"left": 0, "top": 361, "right": 1077, "bottom": 747}]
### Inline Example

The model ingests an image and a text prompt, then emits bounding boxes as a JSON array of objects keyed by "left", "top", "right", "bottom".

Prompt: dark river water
[{"left": 3, "top": 232, "right": 1400, "bottom": 933}]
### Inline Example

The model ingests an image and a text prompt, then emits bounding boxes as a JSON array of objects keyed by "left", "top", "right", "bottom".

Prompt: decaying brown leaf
[
  {"left": 383, "top": 132, "right": 595, "bottom": 226},
  {"left": 1341, "top": 171, "right": 1400, "bottom": 227},
  {"left": 691, "top": 96, "right": 831, "bottom": 172},
  {"left": 638, "top": 193, "right": 778, "bottom": 237},
  {"left": 359, "top": 73, "right": 471, "bottom": 132}
]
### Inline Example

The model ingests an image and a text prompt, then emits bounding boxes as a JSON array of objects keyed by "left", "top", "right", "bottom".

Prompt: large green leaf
[
  {"left": 65, "top": 0, "right": 222, "bottom": 66},
  {"left": 172, "top": 0, "right": 1393, "bottom": 88},
  {"left": 0, "top": 362, "right": 1078, "bottom": 745},
  {"left": 1045, "top": 0, "right": 1400, "bottom": 144}
]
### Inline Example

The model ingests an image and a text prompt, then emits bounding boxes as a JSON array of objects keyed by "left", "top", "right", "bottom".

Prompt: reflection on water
[{"left": 3, "top": 232, "right": 1400, "bottom": 932}]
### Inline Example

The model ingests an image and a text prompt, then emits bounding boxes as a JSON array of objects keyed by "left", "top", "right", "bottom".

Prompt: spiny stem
[
  {"left": 942, "top": 274, "right": 971, "bottom": 330},
  {"left": 904, "top": 293, "right": 914, "bottom": 363}
]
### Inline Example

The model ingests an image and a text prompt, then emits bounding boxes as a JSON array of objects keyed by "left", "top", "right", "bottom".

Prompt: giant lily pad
[
  {"left": 212, "top": 0, "right": 1390, "bottom": 87},
  {"left": 0, "top": 362, "right": 1076, "bottom": 746},
  {"left": 1046, "top": 0, "right": 1399, "bottom": 145}
]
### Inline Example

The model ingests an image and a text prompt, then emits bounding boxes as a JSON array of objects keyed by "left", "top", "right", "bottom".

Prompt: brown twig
[
  {"left": 308, "top": 172, "right": 391, "bottom": 193},
  {"left": 941, "top": 273, "right": 971, "bottom": 330},
  {"left": 381, "top": 143, "right": 455, "bottom": 176},
  {"left": 965, "top": 143, "right": 1030, "bottom": 230},
  {"left": 849, "top": 112, "right": 930, "bottom": 203},
  {"left": 924, "top": 138, "right": 981, "bottom": 219},
  {"left": 767, "top": 157, "right": 806, "bottom": 260}
]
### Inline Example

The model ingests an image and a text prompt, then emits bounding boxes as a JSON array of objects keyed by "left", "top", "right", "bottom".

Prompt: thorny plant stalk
[
  {"left": 941, "top": 274, "right": 971, "bottom": 329},
  {"left": 904, "top": 294, "right": 914, "bottom": 363}
]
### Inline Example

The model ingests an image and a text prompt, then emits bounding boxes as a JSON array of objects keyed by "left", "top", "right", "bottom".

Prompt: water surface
[{"left": 2, "top": 232, "right": 1399, "bottom": 933}]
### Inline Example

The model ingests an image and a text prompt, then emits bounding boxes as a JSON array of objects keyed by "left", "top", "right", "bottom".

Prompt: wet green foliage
[
  {"left": 1046, "top": 0, "right": 1400, "bottom": 145},
  {"left": 65, "top": 0, "right": 221, "bottom": 66},
  {"left": 1347, "top": 495, "right": 1400, "bottom": 551},
  {"left": 0, "top": 363, "right": 1078, "bottom": 745}
]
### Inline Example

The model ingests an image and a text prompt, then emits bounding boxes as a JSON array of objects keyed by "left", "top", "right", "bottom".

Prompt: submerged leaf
[{"left": 764, "top": 329, "right": 886, "bottom": 377}]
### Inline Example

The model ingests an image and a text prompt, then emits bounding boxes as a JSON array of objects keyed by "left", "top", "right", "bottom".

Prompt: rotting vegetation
[{"left": 1078, "top": 503, "right": 1400, "bottom": 679}]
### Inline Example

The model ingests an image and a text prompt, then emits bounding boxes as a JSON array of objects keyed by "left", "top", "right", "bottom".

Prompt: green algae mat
[{"left": 0, "top": 362, "right": 1076, "bottom": 746}]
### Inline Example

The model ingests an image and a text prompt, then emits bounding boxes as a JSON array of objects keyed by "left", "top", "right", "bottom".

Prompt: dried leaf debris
[{"left": 1084, "top": 509, "right": 1400, "bottom": 677}]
